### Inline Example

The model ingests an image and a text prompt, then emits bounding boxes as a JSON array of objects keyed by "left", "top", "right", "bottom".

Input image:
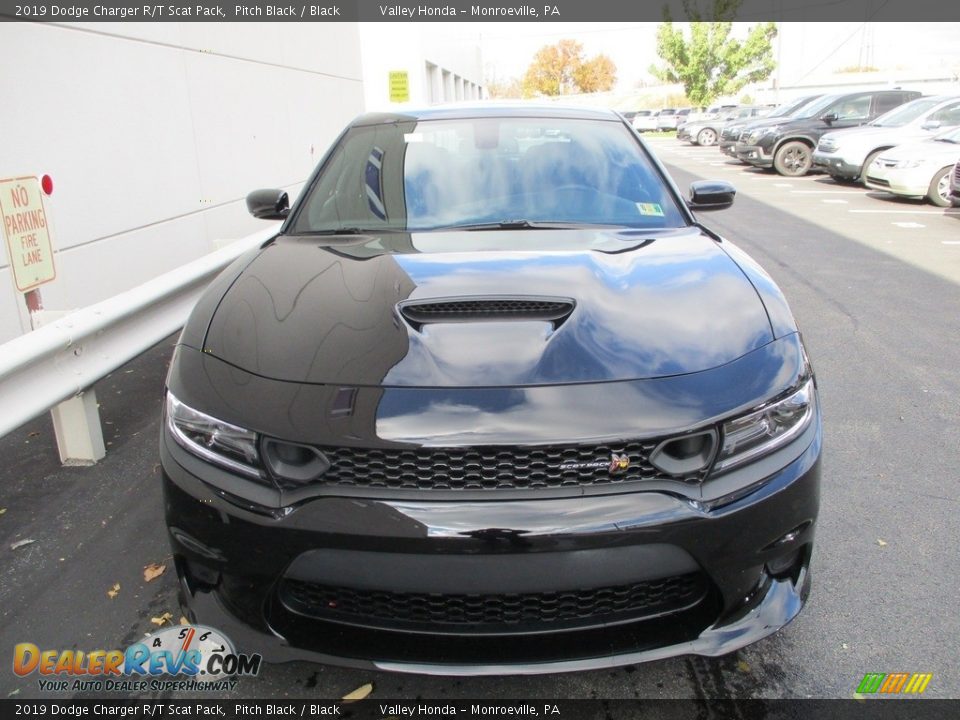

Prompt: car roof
[{"left": 350, "top": 103, "right": 622, "bottom": 126}]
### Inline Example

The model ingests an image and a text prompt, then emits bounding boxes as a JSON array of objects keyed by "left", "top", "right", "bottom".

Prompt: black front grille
[
  {"left": 317, "top": 440, "right": 695, "bottom": 491},
  {"left": 400, "top": 297, "right": 574, "bottom": 326},
  {"left": 866, "top": 176, "right": 890, "bottom": 187},
  {"left": 721, "top": 127, "right": 741, "bottom": 141},
  {"left": 953, "top": 161, "right": 960, "bottom": 183},
  {"left": 280, "top": 572, "right": 709, "bottom": 631}
]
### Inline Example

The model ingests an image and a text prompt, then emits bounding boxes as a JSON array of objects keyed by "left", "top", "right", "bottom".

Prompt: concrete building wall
[
  {"left": 0, "top": 23, "right": 364, "bottom": 343},
  {"left": 359, "top": 24, "right": 483, "bottom": 111}
]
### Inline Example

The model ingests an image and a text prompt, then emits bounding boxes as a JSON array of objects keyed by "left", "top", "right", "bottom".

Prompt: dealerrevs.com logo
[{"left": 13, "top": 625, "right": 262, "bottom": 693}]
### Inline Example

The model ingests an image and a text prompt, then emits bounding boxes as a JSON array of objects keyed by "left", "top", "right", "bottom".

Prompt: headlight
[
  {"left": 818, "top": 138, "right": 838, "bottom": 152},
  {"left": 166, "top": 392, "right": 262, "bottom": 479},
  {"left": 713, "top": 378, "right": 815, "bottom": 473},
  {"left": 165, "top": 391, "right": 331, "bottom": 491},
  {"left": 892, "top": 159, "right": 922, "bottom": 169}
]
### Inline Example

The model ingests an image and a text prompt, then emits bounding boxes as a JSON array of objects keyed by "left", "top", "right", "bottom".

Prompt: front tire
[
  {"left": 697, "top": 128, "right": 718, "bottom": 147},
  {"left": 928, "top": 167, "right": 953, "bottom": 207},
  {"left": 774, "top": 141, "right": 813, "bottom": 177}
]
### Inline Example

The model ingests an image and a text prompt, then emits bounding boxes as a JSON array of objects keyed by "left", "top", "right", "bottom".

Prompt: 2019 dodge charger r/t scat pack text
[{"left": 161, "top": 105, "right": 822, "bottom": 674}]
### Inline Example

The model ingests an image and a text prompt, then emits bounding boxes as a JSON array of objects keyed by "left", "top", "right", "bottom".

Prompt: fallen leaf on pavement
[
  {"left": 342, "top": 683, "right": 373, "bottom": 701},
  {"left": 143, "top": 563, "right": 166, "bottom": 582},
  {"left": 11, "top": 539, "right": 35, "bottom": 550},
  {"left": 151, "top": 613, "right": 173, "bottom": 626},
  {"left": 736, "top": 660, "right": 751, "bottom": 673},
  {"left": 107, "top": 583, "right": 120, "bottom": 599},
  {"left": 0, "top": 508, "right": 7, "bottom": 515},
  {"left": 877, "top": 539, "right": 887, "bottom": 547}
]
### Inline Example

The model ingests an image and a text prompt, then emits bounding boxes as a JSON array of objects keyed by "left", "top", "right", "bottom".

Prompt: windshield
[
  {"left": 769, "top": 95, "right": 820, "bottom": 119},
  {"left": 793, "top": 94, "right": 843, "bottom": 120},
  {"left": 869, "top": 98, "right": 942, "bottom": 127},
  {"left": 291, "top": 117, "right": 688, "bottom": 233}
]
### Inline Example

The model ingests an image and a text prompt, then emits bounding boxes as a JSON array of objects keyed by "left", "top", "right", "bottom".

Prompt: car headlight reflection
[
  {"left": 166, "top": 391, "right": 263, "bottom": 479},
  {"left": 713, "top": 378, "right": 815, "bottom": 474}
]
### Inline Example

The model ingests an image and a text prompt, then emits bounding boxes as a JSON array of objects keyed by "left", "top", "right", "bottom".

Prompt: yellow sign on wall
[
  {"left": 0, "top": 176, "right": 56, "bottom": 292},
  {"left": 389, "top": 71, "right": 410, "bottom": 103}
]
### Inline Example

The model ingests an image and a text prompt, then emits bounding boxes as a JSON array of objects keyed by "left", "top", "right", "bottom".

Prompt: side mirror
[
  {"left": 921, "top": 120, "right": 942, "bottom": 131},
  {"left": 246, "top": 189, "right": 289, "bottom": 220},
  {"left": 821, "top": 112, "right": 838, "bottom": 124},
  {"left": 688, "top": 180, "right": 736, "bottom": 211}
]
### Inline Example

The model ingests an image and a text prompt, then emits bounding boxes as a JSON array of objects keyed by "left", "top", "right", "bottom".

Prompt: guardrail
[{"left": 0, "top": 224, "right": 279, "bottom": 462}]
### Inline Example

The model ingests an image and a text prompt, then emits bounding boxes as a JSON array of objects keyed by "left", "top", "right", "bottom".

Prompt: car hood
[
  {"left": 821, "top": 124, "right": 933, "bottom": 147},
  {"left": 738, "top": 117, "right": 790, "bottom": 134},
  {"left": 201, "top": 227, "right": 775, "bottom": 388},
  {"left": 878, "top": 138, "right": 960, "bottom": 162}
]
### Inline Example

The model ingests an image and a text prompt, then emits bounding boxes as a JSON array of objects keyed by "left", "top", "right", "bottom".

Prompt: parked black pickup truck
[{"left": 735, "top": 90, "right": 921, "bottom": 176}]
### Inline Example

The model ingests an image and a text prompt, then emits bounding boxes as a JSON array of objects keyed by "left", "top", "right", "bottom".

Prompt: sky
[{"left": 447, "top": 22, "right": 960, "bottom": 92}]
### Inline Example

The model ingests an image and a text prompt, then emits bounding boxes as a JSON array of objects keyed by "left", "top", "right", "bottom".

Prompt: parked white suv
[{"left": 813, "top": 95, "right": 960, "bottom": 182}]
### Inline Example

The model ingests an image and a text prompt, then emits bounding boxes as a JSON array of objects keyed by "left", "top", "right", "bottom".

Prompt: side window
[
  {"left": 928, "top": 101, "right": 960, "bottom": 127},
  {"left": 873, "top": 94, "right": 906, "bottom": 116},
  {"left": 833, "top": 95, "right": 872, "bottom": 120}
]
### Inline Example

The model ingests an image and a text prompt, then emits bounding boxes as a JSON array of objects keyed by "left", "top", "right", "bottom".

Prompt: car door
[{"left": 825, "top": 94, "right": 873, "bottom": 130}]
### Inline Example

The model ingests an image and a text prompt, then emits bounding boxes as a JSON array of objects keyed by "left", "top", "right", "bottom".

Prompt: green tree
[
  {"left": 649, "top": 0, "right": 777, "bottom": 107},
  {"left": 522, "top": 40, "right": 619, "bottom": 97}
]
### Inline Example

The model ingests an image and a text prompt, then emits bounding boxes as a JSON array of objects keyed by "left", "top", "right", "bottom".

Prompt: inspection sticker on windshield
[{"left": 637, "top": 202, "right": 664, "bottom": 216}]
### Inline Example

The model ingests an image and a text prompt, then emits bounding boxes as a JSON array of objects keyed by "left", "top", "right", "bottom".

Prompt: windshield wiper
[
  {"left": 292, "top": 227, "right": 387, "bottom": 236},
  {"left": 432, "top": 220, "right": 610, "bottom": 232}
]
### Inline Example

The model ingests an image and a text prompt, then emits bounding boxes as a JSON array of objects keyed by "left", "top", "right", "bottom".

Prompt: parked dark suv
[{"left": 736, "top": 90, "right": 921, "bottom": 176}]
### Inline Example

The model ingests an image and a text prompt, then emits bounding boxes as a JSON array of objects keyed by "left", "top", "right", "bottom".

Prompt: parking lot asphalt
[{"left": 1, "top": 138, "right": 958, "bottom": 702}]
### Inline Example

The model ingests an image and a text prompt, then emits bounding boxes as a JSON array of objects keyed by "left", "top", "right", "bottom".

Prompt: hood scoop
[{"left": 399, "top": 295, "right": 575, "bottom": 330}]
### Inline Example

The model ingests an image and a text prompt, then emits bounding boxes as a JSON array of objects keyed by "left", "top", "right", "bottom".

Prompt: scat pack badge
[
  {"left": 13, "top": 625, "right": 261, "bottom": 693},
  {"left": 559, "top": 452, "right": 631, "bottom": 475}
]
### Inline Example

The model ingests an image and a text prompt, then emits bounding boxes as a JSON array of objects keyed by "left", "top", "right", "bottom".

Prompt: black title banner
[
  {"left": 1, "top": 699, "right": 960, "bottom": 720},
  {"left": 2, "top": 0, "right": 960, "bottom": 22}
]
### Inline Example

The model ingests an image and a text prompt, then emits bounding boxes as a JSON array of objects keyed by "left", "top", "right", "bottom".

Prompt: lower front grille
[
  {"left": 866, "top": 176, "right": 890, "bottom": 187},
  {"left": 280, "top": 572, "right": 709, "bottom": 633}
]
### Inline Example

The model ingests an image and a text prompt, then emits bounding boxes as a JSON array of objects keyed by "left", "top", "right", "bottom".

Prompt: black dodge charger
[{"left": 161, "top": 105, "right": 821, "bottom": 674}]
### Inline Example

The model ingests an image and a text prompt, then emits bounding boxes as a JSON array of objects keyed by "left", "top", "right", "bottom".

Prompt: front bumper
[
  {"left": 863, "top": 164, "right": 931, "bottom": 199},
  {"left": 735, "top": 143, "right": 774, "bottom": 167},
  {"left": 162, "top": 412, "right": 821, "bottom": 674},
  {"left": 719, "top": 140, "right": 739, "bottom": 157},
  {"left": 812, "top": 151, "right": 862, "bottom": 179}
]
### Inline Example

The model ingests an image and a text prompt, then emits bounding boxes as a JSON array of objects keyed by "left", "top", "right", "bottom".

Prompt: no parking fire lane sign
[{"left": 0, "top": 175, "right": 56, "bottom": 292}]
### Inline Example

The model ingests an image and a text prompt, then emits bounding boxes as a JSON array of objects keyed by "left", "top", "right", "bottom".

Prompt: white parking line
[
  {"left": 849, "top": 209, "right": 960, "bottom": 215},
  {"left": 822, "top": 199, "right": 849, "bottom": 204},
  {"left": 893, "top": 222, "right": 926, "bottom": 228},
  {"left": 943, "top": 240, "right": 960, "bottom": 245},
  {"left": 773, "top": 183, "right": 794, "bottom": 188},
  {"left": 790, "top": 190, "right": 865, "bottom": 195}
]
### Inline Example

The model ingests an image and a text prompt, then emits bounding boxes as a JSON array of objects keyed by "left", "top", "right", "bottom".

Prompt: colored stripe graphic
[
  {"left": 857, "top": 672, "right": 932, "bottom": 694},
  {"left": 857, "top": 674, "right": 885, "bottom": 693},
  {"left": 880, "top": 673, "right": 909, "bottom": 693},
  {"left": 903, "top": 673, "right": 933, "bottom": 694}
]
